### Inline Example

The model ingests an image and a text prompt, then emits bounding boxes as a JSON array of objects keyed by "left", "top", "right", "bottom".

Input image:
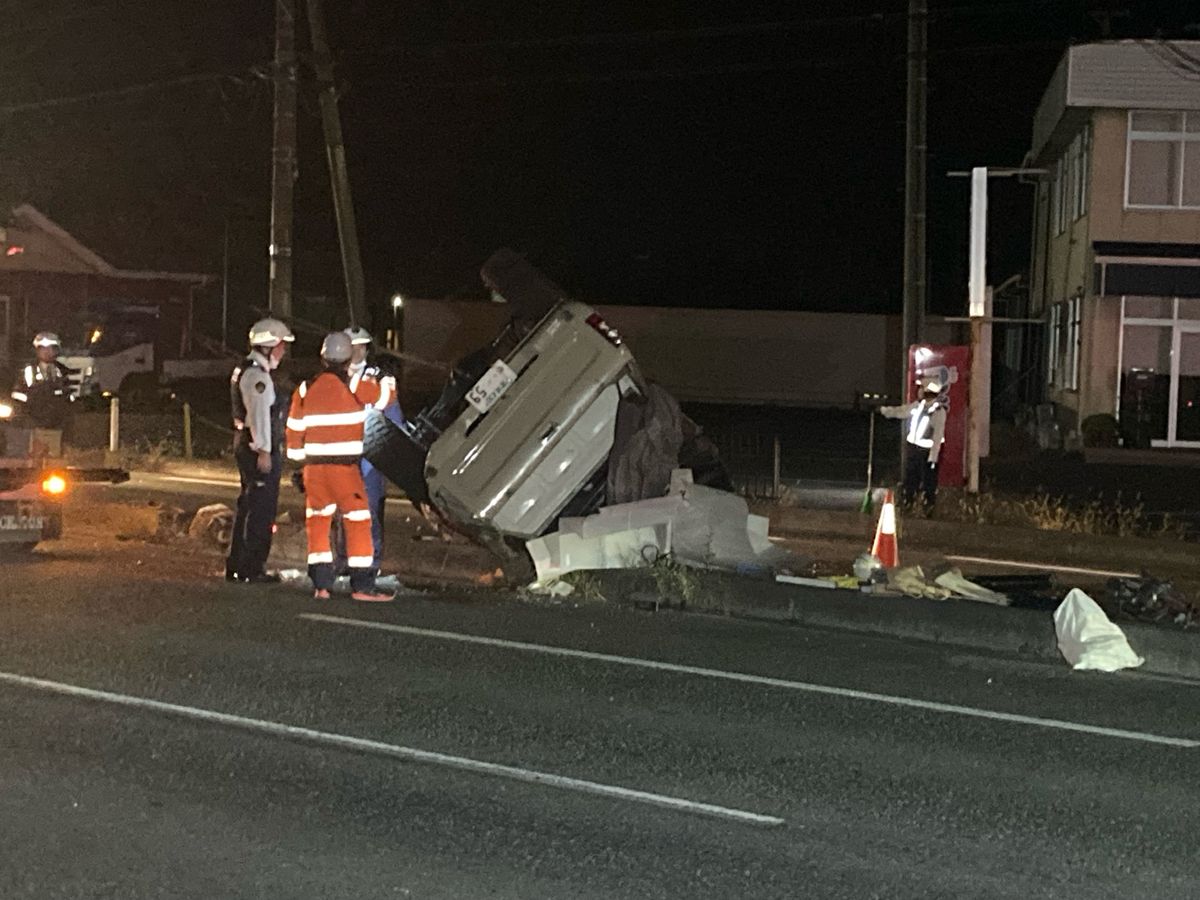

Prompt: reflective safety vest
[
  {"left": 906, "top": 399, "right": 946, "bottom": 449},
  {"left": 12, "top": 360, "right": 71, "bottom": 428},
  {"left": 285, "top": 369, "right": 389, "bottom": 465}
]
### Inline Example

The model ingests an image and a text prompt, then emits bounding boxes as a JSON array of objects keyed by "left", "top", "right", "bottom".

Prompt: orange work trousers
[{"left": 304, "top": 463, "right": 374, "bottom": 590}]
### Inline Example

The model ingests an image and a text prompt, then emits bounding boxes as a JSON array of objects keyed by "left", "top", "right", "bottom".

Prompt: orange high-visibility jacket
[{"left": 285, "top": 369, "right": 393, "bottom": 465}]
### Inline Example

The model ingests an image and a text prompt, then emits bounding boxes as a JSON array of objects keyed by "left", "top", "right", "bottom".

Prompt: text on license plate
[
  {"left": 466, "top": 360, "right": 517, "bottom": 414},
  {"left": 0, "top": 514, "right": 42, "bottom": 531}
]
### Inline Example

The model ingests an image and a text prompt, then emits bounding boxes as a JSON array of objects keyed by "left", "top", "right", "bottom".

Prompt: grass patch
[
  {"left": 648, "top": 554, "right": 706, "bottom": 607},
  {"left": 560, "top": 571, "right": 609, "bottom": 602},
  {"left": 935, "top": 489, "right": 1188, "bottom": 540}
]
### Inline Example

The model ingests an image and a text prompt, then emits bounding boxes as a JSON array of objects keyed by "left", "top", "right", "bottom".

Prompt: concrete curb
[{"left": 592, "top": 569, "right": 1200, "bottom": 680}]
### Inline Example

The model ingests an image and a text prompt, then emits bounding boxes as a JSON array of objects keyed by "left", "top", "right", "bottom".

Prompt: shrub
[{"left": 1081, "top": 414, "right": 1120, "bottom": 448}]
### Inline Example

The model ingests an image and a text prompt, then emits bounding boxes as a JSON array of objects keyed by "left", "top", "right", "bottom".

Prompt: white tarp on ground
[
  {"left": 1053, "top": 588, "right": 1145, "bottom": 672},
  {"left": 526, "top": 469, "right": 800, "bottom": 585}
]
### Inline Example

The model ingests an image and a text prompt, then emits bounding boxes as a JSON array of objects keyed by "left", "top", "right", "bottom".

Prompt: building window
[
  {"left": 1046, "top": 297, "right": 1081, "bottom": 391},
  {"left": 1126, "top": 110, "right": 1200, "bottom": 209},
  {"left": 1117, "top": 296, "right": 1200, "bottom": 447},
  {"left": 1056, "top": 164, "right": 1064, "bottom": 234},
  {"left": 1073, "top": 126, "right": 1090, "bottom": 220},
  {"left": 1047, "top": 304, "right": 1060, "bottom": 384},
  {"left": 1050, "top": 126, "right": 1092, "bottom": 234},
  {"left": 1066, "top": 294, "right": 1081, "bottom": 391}
]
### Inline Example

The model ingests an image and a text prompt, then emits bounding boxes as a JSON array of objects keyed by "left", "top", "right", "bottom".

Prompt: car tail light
[
  {"left": 585, "top": 313, "right": 622, "bottom": 346},
  {"left": 41, "top": 473, "right": 68, "bottom": 496}
]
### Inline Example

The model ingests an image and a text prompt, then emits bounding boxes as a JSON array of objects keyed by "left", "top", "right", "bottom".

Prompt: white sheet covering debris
[
  {"left": 1053, "top": 588, "right": 1145, "bottom": 672},
  {"left": 526, "top": 469, "right": 802, "bottom": 586}
]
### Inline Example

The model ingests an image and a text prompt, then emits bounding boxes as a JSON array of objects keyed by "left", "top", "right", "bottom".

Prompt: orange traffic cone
[{"left": 871, "top": 489, "right": 899, "bottom": 568}]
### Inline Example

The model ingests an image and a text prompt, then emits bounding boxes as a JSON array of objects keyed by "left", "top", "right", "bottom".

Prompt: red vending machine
[{"left": 906, "top": 344, "right": 970, "bottom": 488}]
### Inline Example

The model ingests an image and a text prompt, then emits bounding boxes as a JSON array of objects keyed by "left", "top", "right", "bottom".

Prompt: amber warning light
[{"left": 41, "top": 473, "right": 68, "bottom": 496}]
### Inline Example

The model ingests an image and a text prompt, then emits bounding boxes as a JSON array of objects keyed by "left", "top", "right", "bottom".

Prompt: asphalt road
[{"left": 2, "top": 522, "right": 1199, "bottom": 899}]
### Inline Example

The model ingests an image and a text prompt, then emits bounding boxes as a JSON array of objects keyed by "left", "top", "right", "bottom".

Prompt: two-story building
[{"left": 1028, "top": 40, "right": 1200, "bottom": 448}]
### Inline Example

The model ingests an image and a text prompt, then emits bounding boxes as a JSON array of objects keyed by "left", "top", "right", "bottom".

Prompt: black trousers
[
  {"left": 226, "top": 443, "right": 282, "bottom": 578},
  {"left": 902, "top": 446, "right": 941, "bottom": 511}
]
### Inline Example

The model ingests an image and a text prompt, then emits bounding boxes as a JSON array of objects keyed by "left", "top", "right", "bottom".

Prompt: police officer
[
  {"left": 880, "top": 379, "right": 948, "bottom": 512},
  {"left": 340, "top": 326, "right": 402, "bottom": 573},
  {"left": 225, "top": 317, "right": 294, "bottom": 583},
  {"left": 11, "top": 332, "right": 72, "bottom": 456}
]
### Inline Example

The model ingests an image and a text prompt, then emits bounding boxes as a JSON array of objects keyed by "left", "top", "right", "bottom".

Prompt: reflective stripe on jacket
[
  {"left": 905, "top": 400, "right": 947, "bottom": 451},
  {"left": 285, "top": 369, "right": 385, "bottom": 464}
]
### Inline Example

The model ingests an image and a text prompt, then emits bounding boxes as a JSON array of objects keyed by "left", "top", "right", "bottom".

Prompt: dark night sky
[{"left": 1, "top": 1, "right": 1196, "bottom": 333}]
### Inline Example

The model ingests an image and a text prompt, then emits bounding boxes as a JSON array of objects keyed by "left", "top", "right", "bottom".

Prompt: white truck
[{"left": 57, "top": 304, "right": 230, "bottom": 405}]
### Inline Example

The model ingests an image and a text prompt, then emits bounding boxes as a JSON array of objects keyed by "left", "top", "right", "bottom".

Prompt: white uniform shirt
[{"left": 240, "top": 351, "right": 277, "bottom": 453}]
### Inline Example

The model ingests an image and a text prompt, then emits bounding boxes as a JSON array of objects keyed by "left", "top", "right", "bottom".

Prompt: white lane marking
[
  {"left": 0, "top": 670, "right": 783, "bottom": 828},
  {"left": 945, "top": 554, "right": 1138, "bottom": 579},
  {"left": 151, "top": 475, "right": 241, "bottom": 488},
  {"left": 302, "top": 614, "right": 1200, "bottom": 749}
]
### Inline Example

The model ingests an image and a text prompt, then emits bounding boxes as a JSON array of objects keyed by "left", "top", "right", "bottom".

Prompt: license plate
[
  {"left": 0, "top": 512, "right": 42, "bottom": 531},
  {"left": 466, "top": 360, "right": 517, "bottom": 414}
]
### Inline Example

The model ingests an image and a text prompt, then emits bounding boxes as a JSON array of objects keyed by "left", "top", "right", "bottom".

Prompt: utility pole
[
  {"left": 901, "top": 0, "right": 928, "bottom": 389},
  {"left": 967, "top": 167, "right": 989, "bottom": 494},
  {"left": 268, "top": 0, "right": 298, "bottom": 320},
  {"left": 306, "top": 0, "right": 370, "bottom": 330}
]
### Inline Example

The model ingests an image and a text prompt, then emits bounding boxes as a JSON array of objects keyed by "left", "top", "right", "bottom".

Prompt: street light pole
[{"left": 391, "top": 294, "right": 404, "bottom": 352}]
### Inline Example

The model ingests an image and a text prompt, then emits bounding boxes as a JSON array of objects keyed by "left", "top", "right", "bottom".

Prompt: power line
[
  {"left": 378, "top": 57, "right": 891, "bottom": 92},
  {"left": 340, "top": 12, "right": 898, "bottom": 59},
  {"left": 0, "top": 66, "right": 268, "bottom": 116}
]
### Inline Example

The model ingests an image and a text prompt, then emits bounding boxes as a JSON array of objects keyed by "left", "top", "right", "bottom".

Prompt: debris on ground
[
  {"left": 968, "top": 574, "right": 1063, "bottom": 611},
  {"left": 1054, "top": 588, "right": 1145, "bottom": 672},
  {"left": 888, "top": 566, "right": 953, "bottom": 600},
  {"left": 1107, "top": 575, "right": 1198, "bottom": 630},
  {"left": 188, "top": 503, "right": 234, "bottom": 547},
  {"left": 853, "top": 552, "right": 886, "bottom": 584},
  {"left": 527, "top": 579, "right": 575, "bottom": 597},
  {"left": 932, "top": 568, "right": 1010, "bottom": 606},
  {"left": 526, "top": 468, "right": 805, "bottom": 587},
  {"left": 775, "top": 574, "right": 838, "bottom": 589},
  {"left": 886, "top": 565, "right": 1011, "bottom": 605}
]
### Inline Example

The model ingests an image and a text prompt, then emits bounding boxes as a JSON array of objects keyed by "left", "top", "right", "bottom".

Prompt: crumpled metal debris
[{"left": 1107, "top": 575, "right": 1197, "bottom": 630}]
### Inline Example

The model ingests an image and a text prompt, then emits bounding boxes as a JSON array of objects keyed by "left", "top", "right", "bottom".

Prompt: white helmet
[
  {"left": 321, "top": 331, "right": 353, "bottom": 363},
  {"left": 33, "top": 332, "right": 61, "bottom": 348},
  {"left": 344, "top": 326, "right": 372, "bottom": 346},
  {"left": 248, "top": 317, "right": 295, "bottom": 348}
]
